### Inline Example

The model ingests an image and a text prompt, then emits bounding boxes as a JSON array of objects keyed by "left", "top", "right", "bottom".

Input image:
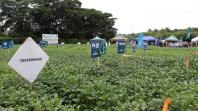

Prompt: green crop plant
[{"left": 0, "top": 45, "right": 197, "bottom": 110}]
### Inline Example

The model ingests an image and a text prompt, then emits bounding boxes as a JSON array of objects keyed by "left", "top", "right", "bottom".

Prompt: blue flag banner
[
  {"left": 39, "top": 40, "right": 48, "bottom": 48},
  {"left": 117, "top": 40, "right": 126, "bottom": 54},
  {"left": 90, "top": 40, "right": 101, "bottom": 58},
  {"left": 90, "top": 36, "right": 107, "bottom": 58},
  {"left": 138, "top": 33, "right": 144, "bottom": 48},
  {"left": 1, "top": 41, "right": 14, "bottom": 49}
]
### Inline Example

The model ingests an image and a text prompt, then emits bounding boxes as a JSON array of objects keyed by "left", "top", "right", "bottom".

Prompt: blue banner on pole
[
  {"left": 117, "top": 40, "right": 126, "bottom": 54},
  {"left": 39, "top": 40, "right": 48, "bottom": 48},
  {"left": 1, "top": 41, "right": 14, "bottom": 49},
  {"left": 138, "top": 33, "right": 144, "bottom": 48},
  {"left": 90, "top": 36, "right": 107, "bottom": 58},
  {"left": 90, "top": 40, "right": 101, "bottom": 58}
]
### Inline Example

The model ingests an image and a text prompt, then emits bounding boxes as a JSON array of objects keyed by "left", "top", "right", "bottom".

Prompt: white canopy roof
[
  {"left": 164, "top": 35, "right": 179, "bottom": 42},
  {"left": 191, "top": 37, "right": 198, "bottom": 42},
  {"left": 111, "top": 35, "right": 127, "bottom": 41},
  {"left": 92, "top": 36, "right": 102, "bottom": 40}
]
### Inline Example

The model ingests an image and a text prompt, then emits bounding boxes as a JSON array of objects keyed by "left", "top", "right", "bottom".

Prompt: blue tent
[{"left": 143, "top": 36, "right": 156, "bottom": 41}]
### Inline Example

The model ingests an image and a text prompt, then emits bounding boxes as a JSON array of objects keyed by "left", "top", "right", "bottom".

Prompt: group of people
[{"left": 161, "top": 42, "right": 192, "bottom": 48}]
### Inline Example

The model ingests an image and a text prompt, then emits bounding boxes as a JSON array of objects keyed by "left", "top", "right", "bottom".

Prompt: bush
[{"left": 0, "top": 37, "right": 27, "bottom": 44}]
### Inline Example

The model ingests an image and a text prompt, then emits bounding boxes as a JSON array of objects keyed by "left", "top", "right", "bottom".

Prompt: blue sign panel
[
  {"left": 39, "top": 40, "right": 48, "bottom": 48},
  {"left": 138, "top": 33, "right": 144, "bottom": 48},
  {"left": 2, "top": 41, "right": 9, "bottom": 49},
  {"left": 1, "top": 41, "right": 14, "bottom": 49},
  {"left": 117, "top": 40, "right": 126, "bottom": 54},
  {"left": 90, "top": 36, "right": 107, "bottom": 58},
  {"left": 10, "top": 41, "right": 14, "bottom": 48},
  {"left": 90, "top": 40, "right": 101, "bottom": 58}
]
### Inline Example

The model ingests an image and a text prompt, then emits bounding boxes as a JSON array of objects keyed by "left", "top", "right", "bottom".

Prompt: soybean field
[{"left": 0, "top": 45, "right": 198, "bottom": 111}]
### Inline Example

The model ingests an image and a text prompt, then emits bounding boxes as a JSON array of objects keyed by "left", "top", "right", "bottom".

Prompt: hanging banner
[
  {"left": 1, "top": 41, "right": 9, "bottom": 49},
  {"left": 90, "top": 36, "right": 107, "bottom": 58},
  {"left": 42, "top": 34, "right": 58, "bottom": 44},
  {"left": 90, "top": 40, "right": 101, "bottom": 58},
  {"left": 1, "top": 41, "right": 14, "bottom": 49},
  {"left": 117, "top": 40, "right": 126, "bottom": 54},
  {"left": 39, "top": 40, "right": 48, "bottom": 48},
  {"left": 138, "top": 33, "right": 144, "bottom": 48}
]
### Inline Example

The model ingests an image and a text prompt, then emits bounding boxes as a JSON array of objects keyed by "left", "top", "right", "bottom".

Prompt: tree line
[
  {"left": 125, "top": 27, "right": 198, "bottom": 42},
  {"left": 0, "top": 0, "right": 117, "bottom": 41}
]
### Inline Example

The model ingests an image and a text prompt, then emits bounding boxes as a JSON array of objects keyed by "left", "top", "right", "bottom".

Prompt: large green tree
[{"left": 0, "top": 0, "right": 117, "bottom": 40}]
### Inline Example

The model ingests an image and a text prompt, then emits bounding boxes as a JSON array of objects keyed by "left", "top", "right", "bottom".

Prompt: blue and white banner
[
  {"left": 138, "top": 33, "right": 144, "bottom": 48},
  {"left": 117, "top": 40, "right": 126, "bottom": 54},
  {"left": 1, "top": 41, "right": 14, "bottom": 49},
  {"left": 90, "top": 40, "right": 101, "bottom": 58}
]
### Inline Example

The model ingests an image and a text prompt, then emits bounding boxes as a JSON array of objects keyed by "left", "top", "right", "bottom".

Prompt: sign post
[
  {"left": 117, "top": 40, "right": 126, "bottom": 64},
  {"left": 162, "top": 98, "right": 173, "bottom": 111},
  {"left": 143, "top": 41, "right": 148, "bottom": 58},
  {"left": 162, "top": 98, "right": 170, "bottom": 111},
  {"left": 8, "top": 37, "right": 49, "bottom": 109},
  {"left": 121, "top": 54, "right": 124, "bottom": 64},
  {"left": 185, "top": 56, "right": 190, "bottom": 67},
  {"left": 90, "top": 36, "right": 107, "bottom": 66},
  {"left": 97, "top": 57, "right": 100, "bottom": 66}
]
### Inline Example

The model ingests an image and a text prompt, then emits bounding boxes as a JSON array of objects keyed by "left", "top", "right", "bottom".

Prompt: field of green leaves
[{"left": 0, "top": 45, "right": 198, "bottom": 111}]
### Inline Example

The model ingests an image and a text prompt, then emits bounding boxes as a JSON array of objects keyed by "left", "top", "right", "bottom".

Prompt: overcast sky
[{"left": 80, "top": 0, "right": 198, "bottom": 34}]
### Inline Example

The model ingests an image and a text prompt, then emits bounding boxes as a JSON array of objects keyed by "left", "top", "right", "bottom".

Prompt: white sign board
[
  {"left": 42, "top": 34, "right": 58, "bottom": 44},
  {"left": 61, "top": 42, "right": 65, "bottom": 45},
  {"left": 8, "top": 37, "right": 49, "bottom": 83}
]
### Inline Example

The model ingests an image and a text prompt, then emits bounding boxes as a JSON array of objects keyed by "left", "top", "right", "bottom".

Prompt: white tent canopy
[
  {"left": 164, "top": 35, "right": 179, "bottom": 42},
  {"left": 161, "top": 40, "right": 166, "bottom": 43},
  {"left": 111, "top": 35, "right": 127, "bottom": 41},
  {"left": 191, "top": 37, "right": 198, "bottom": 42}
]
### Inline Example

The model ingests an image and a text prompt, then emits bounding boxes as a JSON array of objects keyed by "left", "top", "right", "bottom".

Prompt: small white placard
[
  {"left": 42, "top": 34, "right": 58, "bottom": 44},
  {"left": 61, "top": 42, "right": 65, "bottom": 45}
]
